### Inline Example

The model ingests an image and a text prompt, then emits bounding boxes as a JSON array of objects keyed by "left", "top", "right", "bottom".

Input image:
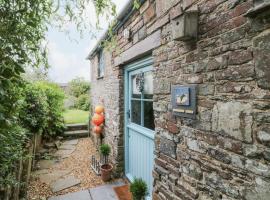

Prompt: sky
[{"left": 47, "top": 0, "right": 127, "bottom": 83}]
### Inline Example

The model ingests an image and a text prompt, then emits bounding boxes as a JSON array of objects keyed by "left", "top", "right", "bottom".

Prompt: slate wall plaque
[{"left": 171, "top": 85, "right": 197, "bottom": 118}]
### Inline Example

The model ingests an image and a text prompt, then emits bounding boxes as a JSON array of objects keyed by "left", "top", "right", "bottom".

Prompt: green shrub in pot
[
  {"left": 130, "top": 178, "right": 148, "bottom": 200},
  {"left": 99, "top": 144, "right": 113, "bottom": 182},
  {"left": 100, "top": 144, "right": 111, "bottom": 164}
]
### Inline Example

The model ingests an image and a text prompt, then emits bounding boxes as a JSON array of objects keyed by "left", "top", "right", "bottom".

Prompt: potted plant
[
  {"left": 130, "top": 178, "right": 148, "bottom": 200},
  {"left": 99, "top": 144, "right": 113, "bottom": 182}
]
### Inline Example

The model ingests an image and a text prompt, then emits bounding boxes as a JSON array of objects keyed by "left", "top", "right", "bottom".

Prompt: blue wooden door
[{"left": 124, "top": 57, "right": 155, "bottom": 199}]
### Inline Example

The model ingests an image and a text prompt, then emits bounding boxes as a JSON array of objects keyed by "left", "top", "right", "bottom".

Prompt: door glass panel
[
  {"left": 131, "top": 100, "right": 141, "bottom": 125},
  {"left": 132, "top": 74, "right": 141, "bottom": 99},
  {"left": 130, "top": 69, "right": 154, "bottom": 130},
  {"left": 143, "top": 71, "right": 153, "bottom": 99},
  {"left": 143, "top": 101, "right": 154, "bottom": 130}
]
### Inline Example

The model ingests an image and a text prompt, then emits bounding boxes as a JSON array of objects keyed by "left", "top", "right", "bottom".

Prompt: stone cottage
[{"left": 87, "top": 0, "right": 270, "bottom": 199}]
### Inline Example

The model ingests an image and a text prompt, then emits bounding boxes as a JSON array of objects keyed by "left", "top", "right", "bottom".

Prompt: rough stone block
[
  {"left": 186, "top": 138, "right": 206, "bottom": 153},
  {"left": 181, "top": 162, "right": 202, "bottom": 180},
  {"left": 143, "top": 4, "right": 155, "bottom": 23},
  {"left": 212, "top": 101, "right": 253, "bottom": 143},
  {"left": 167, "top": 121, "right": 179, "bottom": 134},
  {"left": 244, "top": 177, "right": 270, "bottom": 200},
  {"left": 156, "top": 0, "right": 179, "bottom": 17},
  {"left": 228, "top": 49, "right": 253, "bottom": 65},
  {"left": 160, "top": 138, "right": 177, "bottom": 158},
  {"left": 215, "top": 64, "right": 255, "bottom": 81},
  {"left": 138, "top": 26, "right": 146, "bottom": 40},
  {"left": 253, "top": 29, "right": 270, "bottom": 89},
  {"left": 245, "top": 159, "right": 270, "bottom": 178},
  {"left": 257, "top": 129, "right": 270, "bottom": 147},
  {"left": 154, "top": 79, "right": 170, "bottom": 94},
  {"left": 170, "top": 3, "right": 183, "bottom": 20}
]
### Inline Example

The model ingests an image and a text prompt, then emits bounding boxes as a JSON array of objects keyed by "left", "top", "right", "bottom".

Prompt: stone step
[
  {"left": 63, "top": 130, "right": 89, "bottom": 139},
  {"left": 65, "top": 123, "right": 88, "bottom": 131}
]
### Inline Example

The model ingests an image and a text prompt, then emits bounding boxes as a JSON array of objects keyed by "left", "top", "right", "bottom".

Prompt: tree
[
  {"left": 68, "top": 77, "right": 90, "bottom": 98},
  {"left": 67, "top": 77, "right": 90, "bottom": 111},
  {"left": 0, "top": 0, "right": 116, "bottom": 188}
]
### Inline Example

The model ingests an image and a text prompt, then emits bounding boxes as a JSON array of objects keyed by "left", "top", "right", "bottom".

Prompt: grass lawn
[{"left": 64, "top": 109, "right": 89, "bottom": 124}]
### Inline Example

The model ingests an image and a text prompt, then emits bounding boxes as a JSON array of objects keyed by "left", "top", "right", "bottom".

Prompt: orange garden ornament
[
  {"left": 93, "top": 126, "right": 102, "bottom": 134},
  {"left": 92, "top": 113, "right": 104, "bottom": 126},
  {"left": 91, "top": 105, "right": 105, "bottom": 135},
  {"left": 95, "top": 105, "right": 104, "bottom": 114}
]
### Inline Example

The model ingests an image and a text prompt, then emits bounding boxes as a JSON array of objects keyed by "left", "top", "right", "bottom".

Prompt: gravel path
[{"left": 27, "top": 138, "right": 103, "bottom": 200}]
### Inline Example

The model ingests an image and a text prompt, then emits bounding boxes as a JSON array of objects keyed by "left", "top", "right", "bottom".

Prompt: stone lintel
[{"left": 114, "top": 30, "right": 161, "bottom": 66}]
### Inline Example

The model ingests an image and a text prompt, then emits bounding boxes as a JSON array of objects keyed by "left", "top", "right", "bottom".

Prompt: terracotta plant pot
[{"left": 100, "top": 163, "right": 113, "bottom": 182}]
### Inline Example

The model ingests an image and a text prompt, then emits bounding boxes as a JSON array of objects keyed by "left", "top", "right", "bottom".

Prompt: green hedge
[
  {"left": 0, "top": 81, "right": 65, "bottom": 187},
  {"left": 36, "top": 82, "right": 65, "bottom": 137}
]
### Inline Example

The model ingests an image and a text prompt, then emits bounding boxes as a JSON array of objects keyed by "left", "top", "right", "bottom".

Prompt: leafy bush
[
  {"left": 75, "top": 94, "right": 90, "bottom": 111},
  {"left": 100, "top": 144, "right": 111, "bottom": 156},
  {"left": 0, "top": 83, "right": 27, "bottom": 187},
  {"left": 0, "top": 125, "right": 27, "bottom": 186},
  {"left": 19, "top": 83, "right": 48, "bottom": 134},
  {"left": 19, "top": 81, "right": 65, "bottom": 137},
  {"left": 36, "top": 82, "right": 65, "bottom": 137},
  {"left": 130, "top": 178, "right": 148, "bottom": 200}
]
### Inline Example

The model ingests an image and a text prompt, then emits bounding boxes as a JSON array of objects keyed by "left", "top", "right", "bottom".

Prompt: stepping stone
[
  {"left": 39, "top": 169, "right": 72, "bottom": 185},
  {"left": 32, "top": 169, "right": 50, "bottom": 176},
  {"left": 48, "top": 190, "right": 91, "bottom": 200},
  {"left": 62, "top": 139, "right": 79, "bottom": 145},
  {"left": 44, "top": 142, "right": 55, "bottom": 149},
  {"left": 55, "top": 149, "right": 75, "bottom": 158},
  {"left": 51, "top": 175, "right": 80, "bottom": 192},
  {"left": 89, "top": 182, "right": 125, "bottom": 200},
  {"left": 37, "top": 160, "right": 57, "bottom": 169},
  {"left": 59, "top": 144, "right": 76, "bottom": 150}
]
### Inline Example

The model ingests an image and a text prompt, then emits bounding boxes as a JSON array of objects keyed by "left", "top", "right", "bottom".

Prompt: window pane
[
  {"left": 143, "top": 71, "right": 153, "bottom": 99},
  {"left": 98, "top": 50, "right": 104, "bottom": 77},
  {"left": 131, "top": 100, "right": 141, "bottom": 125},
  {"left": 132, "top": 74, "right": 141, "bottom": 98},
  {"left": 143, "top": 101, "right": 154, "bottom": 130}
]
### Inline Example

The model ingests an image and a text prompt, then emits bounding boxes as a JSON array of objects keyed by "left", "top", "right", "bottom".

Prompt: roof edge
[{"left": 86, "top": 0, "right": 146, "bottom": 60}]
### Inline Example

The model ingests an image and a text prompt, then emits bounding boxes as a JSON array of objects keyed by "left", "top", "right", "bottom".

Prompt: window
[
  {"left": 98, "top": 49, "right": 104, "bottom": 78},
  {"left": 130, "top": 70, "right": 155, "bottom": 130}
]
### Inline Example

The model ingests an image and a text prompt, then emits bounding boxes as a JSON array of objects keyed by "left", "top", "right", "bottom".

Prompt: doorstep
[{"left": 48, "top": 180, "right": 125, "bottom": 200}]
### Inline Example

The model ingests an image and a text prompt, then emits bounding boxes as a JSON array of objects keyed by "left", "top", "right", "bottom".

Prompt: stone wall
[
  {"left": 90, "top": 50, "right": 125, "bottom": 176},
  {"left": 89, "top": 0, "right": 270, "bottom": 199}
]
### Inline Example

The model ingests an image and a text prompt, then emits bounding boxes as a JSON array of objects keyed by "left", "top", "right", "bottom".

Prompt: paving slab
[
  {"left": 32, "top": 169, "right": 50, "bottom": 176},
  {"left": 48, "top": 190, "right": 91, "bottom": 200},
  {"left": 54, "top": 149, "right": 75, "bottom": 158},
  {"left": 37, "top": 160, "right": 57, "bottom": 169},
  {"left": 62, "top": 139, "right": 79, "bottom": 145},
  {"left": 51, "top": 175, "right": 81, "bottom": 192},
  {"left": 89, "top": 181, "right": 125, "bottom": 200},
  {"left": 39, "top": 169, "right": 72, "bottom": 185},
  {"left": 59, "top": 144, "right": 76, "bottom": 150}
]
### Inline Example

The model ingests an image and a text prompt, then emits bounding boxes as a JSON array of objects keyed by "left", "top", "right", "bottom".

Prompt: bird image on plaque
[{"left": 175, "top": 87, "right": 190, "bottom": 106}]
